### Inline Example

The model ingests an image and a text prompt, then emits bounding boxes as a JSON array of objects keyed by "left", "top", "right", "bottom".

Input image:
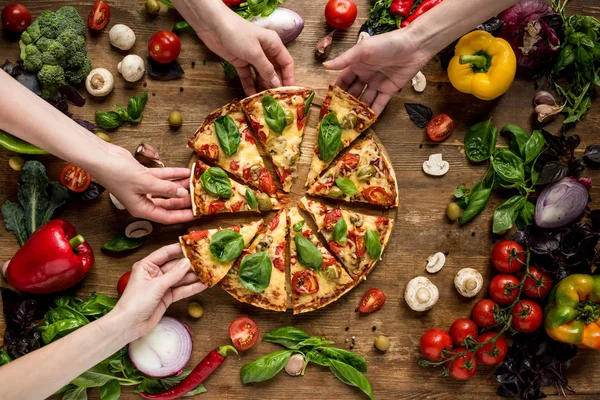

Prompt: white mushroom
[
  {"left": 109, "top": 24, "right": 136, "bottom": 51},
  {"left": 125, "top": 221, "right": 153, "bottom": 239},
  {"left": 426, "top": 252, "right": 446, "bottom": 273},
  {"left": 118, "top": 54, "right": 145, "bottom": 82},
  {"left": 285, "top": 354, "right": 305, "bottom": 376},
  {"left": 423, "top": 153, "right": 449, "bottom": 176},
  {"left": 454, "top": 268, "right": 484, "bottom": 298},
  {"left": 411, "top": 71, "right": 427, "bottom": 92},
  {"left": 405, "top": 276, "right": 439, "bottom": 312},
  {"left": 85, "top": 68, "right": 114, "bottom": 97},
  {"left": 109, "top": 193, "right": 126, "bottom": 210}
]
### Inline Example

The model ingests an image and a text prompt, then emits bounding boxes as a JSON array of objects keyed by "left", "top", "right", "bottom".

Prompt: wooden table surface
[{"left": 2, "top": 1, "right": 600, "bottom": 399}]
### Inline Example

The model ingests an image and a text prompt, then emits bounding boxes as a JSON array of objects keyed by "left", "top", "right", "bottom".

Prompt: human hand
[{"left": 112, "top": 243, "right": 206, "bottom": 341}]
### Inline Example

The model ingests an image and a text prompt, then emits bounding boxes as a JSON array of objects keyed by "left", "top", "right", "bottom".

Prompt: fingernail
[
  {"left": 179, "top": 258, "right": 190, "bottom": 270},
  {"left": 270, "top": 76, "right": 281, "bottom": 88},
  {"left": 176, "top": 187, "right": 188, "bottom": 198}
]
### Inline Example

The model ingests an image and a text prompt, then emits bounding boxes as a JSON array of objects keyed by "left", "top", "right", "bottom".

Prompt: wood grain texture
[{"left": 1, "top": 0, "right": 600, "bottom": 399}]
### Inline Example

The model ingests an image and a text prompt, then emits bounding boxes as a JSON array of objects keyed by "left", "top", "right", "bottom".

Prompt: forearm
[{"left": 0, "top": 310, "right": 134, "bottom": 399}]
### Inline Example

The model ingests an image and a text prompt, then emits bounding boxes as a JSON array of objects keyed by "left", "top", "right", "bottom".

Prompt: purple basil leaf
[
  {"left": 74, "top": 119, "right": 96, "bottom": 132},
  {"left": 146, "top": 57, "right": 185, "bottom": 81},
  {"left": 584, "top": 144, "right": 600, "bottom": 167},
  {"left": 58, "top": 85, "right": 86, "bottom": 107},
  {"left": 404, "top": 103, "right": 433, "bottom": 129},
  {"left": 15, "top": 73, "right": 42, "bottom": 97},
  {"left": 74, "top": 182, "right": 106, "bottom": 201}
]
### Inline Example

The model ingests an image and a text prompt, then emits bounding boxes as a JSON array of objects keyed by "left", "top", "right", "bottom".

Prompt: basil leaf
[
  {"left": 200, "top": 167, "right": 233, "bottom": 199},
  {"left": 332, "top": 217, "right": 347, "bottom": 244},
  {"left": 95, "top": 111, "right": 124, "bottom": 130},
  {"left": 240, "top": 350, "right": 294, "bottom": 384},
  {"left": 294, "top": 337, "right": 335, "bottom": 349},
  {"left": 172, "top": 21, "right": 195, "bottom": 35},
  {"left": 221, "top": 61, "right": 238, "bottom": 81},
  {"left": 318, "top": 113, "right": 342, "bottom": 162},
  {"left": 584, "top": 144, "right": 600, "bottom": 166},
  {"left": 215, "top": 115, "right": 240, "bottom": 156},
  {"left": 114, "top": 105, "right": 130, "bottom": 122},
  {"left": 209, "top": 229, "right": 244, "bottom": 262},
  {"left": 404, "top": 103, "right": 433, "bottom": 128},
  {"left": 126, "top": 92, "right": 148, "bottom": 123},
  {"left": 306, "top": 350, "right": 331, "bottom": 366},
  {"left": 158, "top": 0, "right": 175, "bottom": 8},
  {"left": 263, "top": 326, "right": 311, "bottom": 348},
  {"left": 62, "top": 386, "right": 87, "bottom": 400},
  {"left": 0, "top": 349, "right": 11, "bottom": 366},
  {"left": 523, "top": 130, "right": 546, "bottom": 164},
  {"left": 318, "top": 347, "right": 367, "bottom": 372},
  {"left": 292, "top": 220, "right": 305, "bottom": 232},
  {"left": 239, "top": 251, "right": 272, "bottom": 293},
  {"left": 245, "top": 188, "right": 258, "bottom": 209},
  {"left": 335, "top": 178, "right": 357, "bottom": 196},
  {"left": 71, "top": 364, "right": 115, "bottom": 388},
  {"left": 501, "top": 124, "right": 529, "bottom": 156},
  {"left": 304, "top": 91, "right": 315, "bottom": 115},
  {"left": 458, "top": 187, "right": 491, "bottom": 224},
  {"left": 328, "top": 359, "right": 374, "bottom": 400},
  {"left": 102, "top": 233, "right": 145, "bottom": 253},
  {"left": 294, "top": 232, "right": 323, "bottom": 270},
  {"left": 365, "top": 230, "right": 382, "bottom": 260},
  {"left": 464, "top": 119, "right": 498, "bottom": 162},
  {"left": 491, "top": 148, "right": 525, "bottom": 183},
  {"left": 262, "top": 93, "right": 286, "bottom": 134},
  {"left": 492, "top": 195, "right": 527, "bottom": 234},
  {"left": 516, "top": 200, "right": 535, "bottom": 228}
]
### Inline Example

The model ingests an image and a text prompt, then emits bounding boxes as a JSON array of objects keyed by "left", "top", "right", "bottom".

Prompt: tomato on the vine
[
  {"left": 511, "top": 300, "right": 543, "bottom": 333},
  {"left": 116, "top": 271, "right": 131, "bottom": 297},
  {"left": 522, "top": 266, "right": 553, "bottom": 298},
  {"left": 1, "top": 3, "right": 31, "bottom": 33},
  {"left": 60, "top": 163, "right": 92, "bottom": 193},
  {"left": 471, "top": 299, "right": 499, "bottom": 328},
  {"left": 228, "top": 317, "right": 259, "bottom": 351},
  {"left": 324, "top": 0, "right": 357, "bottom": 30},
  {"left": 148, "top": 30, "right": 181, "bottom": 64},
  {"left": 491, "top": 240, "right": 525, "bottom": 273},
  {"left": 426, "top": 114, "right": 454, "bottom": 142},
  {"left": 475, "top": 332, "right": 507, "bottom": 366},
  {"left": 88, "top": 0, "right": 110, "bottom": 31},
  {"left": 449, "top": 318, "right": 479, "bottom": 347},
  {"left": 489, "top": 274, "right": 520, "bottom": 305},
  {"left": 359, "top": 288, "right": 386, "bottom": 313},
  {"left": 447, "top": 347, "right": 477, "bottom": 380},
  {"left": 420, "top": 328, "right": 453, "bottom": 362}
]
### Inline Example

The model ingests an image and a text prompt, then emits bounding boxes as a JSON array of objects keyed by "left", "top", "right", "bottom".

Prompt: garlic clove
[
  {"left": 109, "top": 193, "right": 126, "bottom": 210},
  {"left": 533, "top": 90, "right": 557, "bottom": 107},
  {"left": 134, "top": 143, "right": 164, "bottom": 168},
  {"left": 316, "top": 30, "right": 335, "bottom": 59},
  {"left": 426, "top": 252, "right": 446, "bottom": 273},
  {"left": 536, "top": 103, "right": 565, "bottom": 124},
  {"left": 285, "top": 354, "right": 305, "bottom": 376},
  {"left": 125, "top": 220, "right": 153, "bottom": 239},
  {"left": 411, "top": 71, "right": 426, "bottom": 92}
]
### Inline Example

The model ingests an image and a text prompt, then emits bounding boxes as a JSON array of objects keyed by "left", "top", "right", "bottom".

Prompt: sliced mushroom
[
  {"left": 109, "top": 193, "right": 126, "bottom": 210},
  {"left": 423, "top": 153, "right": 449, "bottom": 176},
  {"left": 405, "top": 276, "right": 439, "bottom": 312},
  {"left": 426, "top": 252, "right": 446, "bottom": 273},
  {"left": 134, "top": 143, "right": 164, "bottom": 167},
  {"left": 411, "top": 71, "right": 427, "bottom": 92},
  {"left": 454, "top": 268, "right": 483, "bottom": 298},
  {"left": 125, "top": 220, "right": 153, "bottom": 239},
  {"left": 285, "top": 354, "right": 305, "bottom": 376}
]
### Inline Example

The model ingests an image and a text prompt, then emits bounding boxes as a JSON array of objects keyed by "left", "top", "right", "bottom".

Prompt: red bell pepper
[
  {"left": 401, "top": 0, "right": 443, "bottom": 27},
  {"left": 390, "top": 0, "right": 415, "bottom": 18},
  {"left": 5, "top": 219, "right": 94, "bottom": 294}
]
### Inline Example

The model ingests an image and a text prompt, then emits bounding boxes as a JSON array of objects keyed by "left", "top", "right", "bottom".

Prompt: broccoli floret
[
  {"left": 38, "top": 65, "right": 65, "bottom": 99},
  {"left": 42, "top": 41, "right": 66, "bottom": 66},
  {"left": 58, "top": 30, "right": 86, "bottom": 63},
  {"left": 20, "top": 20, "right": 41, "bottom": 45},
  {"left": 55, "top": 7, "right": 86, "bottom": 36},
  {"left": 64, "top": 56, "right": 91, "bottom": 86},
  {"left": 20, "top": 43, "right": 43, "bottom": 72}
]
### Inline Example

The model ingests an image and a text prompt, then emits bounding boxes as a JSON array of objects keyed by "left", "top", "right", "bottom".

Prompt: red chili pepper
[
  {"left": 222, "top": 0, "right": 244, "bottom": 7},
  {"left": 390, "top": 0, "right": 415, "bottom": 17},
  {"left": 5, "top": 219, "right": 94, "bottom": 294},
  {"left": 139, "top": 346, "right": 238, "bottom": 399},
  {"left": 401, "top": 0, "right": 443, "bottom": 27}
]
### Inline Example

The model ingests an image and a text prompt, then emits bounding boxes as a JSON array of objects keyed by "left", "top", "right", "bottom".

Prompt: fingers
[
  {"left": 144, "top": 243, "right": 183, "bottom": 266},
  {"left": 360, "top": 86, "right": 378, "bottom": 105},
  {"left": 146, "top": 177, "right": 189, "bottom": 199},
  {"left": 371, "top": 92, "right": 393, "bottom": 115},
  {"left": 152, "top": 197, "right": 191, "bottom": 210},
  {"left": 149, "top": 168, "right": 191, "bottom": 180},
  {"left": 237, "top": 65, "right": 257, "bottom": 96},
  {"left": 157, "top": 258, "right": 191, "bottom": 289},
  {"left": 171, "top": 282, "right": 207, "bottom": 303},
  {"left": 270, "top": 46, "right": 295, "bottom": 86},
  {"left": 347, "top": 79, "right": 366, "bottom": 98},
  {"left": 335, "top": 69, "right": 357, "bottom": 91},
  {"left": 323, "top": 47, "right": 357, "bottom": 71},
  {"left": 251, "top": 50, "right": 281, "bottom": 88},
  {"left": 172, "top": 272, "right": 199, "bottom": 287},
  {"left": 144, "top": 206, "right": 195, "bottom": 224}
]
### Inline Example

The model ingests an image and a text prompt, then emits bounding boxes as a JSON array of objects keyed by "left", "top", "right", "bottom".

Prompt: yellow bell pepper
[{"left": 448, "top": 31, "right": 517, "bottom": 101}]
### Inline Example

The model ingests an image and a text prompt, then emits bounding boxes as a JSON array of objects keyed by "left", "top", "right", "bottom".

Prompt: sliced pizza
[
  {"left": 188, "top": 100, "right": 278, "bottom": 196},
  {"left": 307, "top": 136, "right": 399, "bottom": 207},
  {"left": 298, "top": 197, "right": 393, "bottom": 281},
  {"left": 190, "top": 160, "right": 280, "bottom": 217},
  {"left": 241, "top": 87, "right": 314, "bottom": 192},
  {"left": 288, "top": 207, "right": 356, "bottom": 314},
  {"left": 179, "top": 220, "right": 263, "bottom": 288},
  {"left": 305, "top": 85, "right": 378, "bottom": 187},
  {"left": 219, "top": 209, "right": 288, "bottom": 312}
]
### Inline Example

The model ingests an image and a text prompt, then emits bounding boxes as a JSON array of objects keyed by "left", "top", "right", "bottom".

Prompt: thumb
[
  {"left": 323, "top": 48, "right": 358, "bottom": 70},
  {"left": 147, "top": 177, "right": 188, "bottom": 199},
  {"left": 157, "top": 258, "right": 191, "bottom": 289}
]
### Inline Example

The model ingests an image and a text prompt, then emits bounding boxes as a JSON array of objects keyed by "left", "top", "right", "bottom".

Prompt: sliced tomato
[
  {"left": 319, "top": 97, "right": 332, "bottom": 119},
  {"left": 321, "top": 255, "right": 337, "bottom": 268},
  {"left": 230, "top": 161, "right": 239, "bottom": 171},
  {"left": 116, "top": 271, "right": 130, "bottom": 297},
  {"left": 188, "top": 230, "right": 209, "bottom": 241},
  {"left": 228, "top": 317, "right": 259, "bottom": 351},
  {"left": 341, "top": 153, "right": 360, "bottom": 169},
  {"left": 292, "top": 270, "right": 319, "bottom": 294},
  {"left": 208, "top": 201, "right": 226, "bottom": 214},
  {"left": 273, "top": 257, "right": 285, "bottom": 272},
  {"left": 60, "top": 163, "right": 91, "bottom": 193},
  {"left": 148, "top": 30, "right": 181, "bottom": 64},
  {"left": 268, "top": 214, "right": 280, "bottom": 231},
  {"left": 296, "top": 103, "right": 306, "bottom": 130},
  {"left": 88, "top": 0, "right": 110, "bottom": 31},
  {"left": 244, "top": 131, "right": 256, "bottom": 145},
  {"left": 363, "top": 186, "right": 394, "bottom": 206},
  {"left": 426, "top": 113, "right": 454, "bottom": 142},
  {"left": 359, "top": 288, "right": 386, "bottom": 313},
  {"left": 197, "top": 144, "right": 219, "bottom": 161},
  {"left": 323, "top": 208, "right": 343, "bottom": 231},
  {"left": 328, "top": 240, "right": 344, "bottom": 256},
  {"left": 231, "top": 200, "right": 244, "bottom": 212},
  {"left": 194, "top": 160, "right": 209, "bottom": 175},
  {"left": 259, "top": 168, "right": 277, "bottom": 195},
  {"left": 348, "top": 229, "right": 365, "bottom": 258}
]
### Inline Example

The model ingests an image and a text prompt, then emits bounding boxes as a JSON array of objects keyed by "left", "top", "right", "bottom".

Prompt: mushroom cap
[
  {"left": 454, "top": 268, "right": 484, "bottom": 298},
  {"left": 423, "top": 154, "right": 449, "bottom": 176},
  {"left": 405, "top": 276, "right": 439, "bottom": 312},
  {"left": 85, "top": 68, "right": 114, "bottom": 97}
]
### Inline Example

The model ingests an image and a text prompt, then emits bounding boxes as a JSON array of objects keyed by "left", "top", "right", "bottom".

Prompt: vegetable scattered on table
[
  {"left": 116, "top": 271, "right": 131, "bottom": 297},
  {"left": 118, "top": 54, "right": 146, "bottom": 82},
  {"left": 325, "top": 0, "right": 357, "bottom": 30},
  {"left": 228, "top": 317, "right": 259, "bottom": 351},
  {"left": 252, "top": 7, "right": 305, "bottom": 44},
  {"left": 85, "top": 68, "right": 114, "bottom": 97},
  {"left": 102, "top": 232, "right": 145, "bottom": 253},
  {"left": 59, "top": 163, "right": 92, "bottom": 193},
  {"left": 2, "top": 3, "right": 31, "bottom": 33},
  {"left": 109, "top": 24, "right": 136, "bottom": 51},
  {"left": 149, "top": 30, "right": 181, "bottom": 64},
  {"left": 169, "top": 110, "right": 183, "bottom": 128},
  {"left": 87, "top": 0, "right": 110, "bottom": 31},
  {"left": 95, "top": 92, "right": 149, "bottom": 130},
  {"left": 187, "top": 302, "right": 203, "bottom": 319}
]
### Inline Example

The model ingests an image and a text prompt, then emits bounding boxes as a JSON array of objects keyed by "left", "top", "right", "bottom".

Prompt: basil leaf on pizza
[
  {"left": 215, "top": 114, "right": 240, "bottom": 156},
  {"left": 332, "top": 217, "right": 347, "bottom": 244},
  {"left": 294, "top": 232, "right": 323, "bottom": 270},
  {"left": 209, "top": 229, "right": 244, "bottom": 262},
  {"left": 365, "top": 230, "right": 382, "bottom": 260},
  {"left": 239, "top": 251, "right": 272, "bottom": 293},
  {"left": 304, "top": 91, "right": 315, "bottom": 115},
  {"left": 245, "top": 188, "right": 258, "bottom": 209},
  {"left": 262, "top": 93, "right": 286, "bottom": 134},
  {"left": 200, "top": 167, "right": 233, "bottom": 199},
  {"left": 318, "top": 113, "right": 342, "bottom": 162},
  {"left": 335, "top": 178, "right": 357, "bottom": 196}
]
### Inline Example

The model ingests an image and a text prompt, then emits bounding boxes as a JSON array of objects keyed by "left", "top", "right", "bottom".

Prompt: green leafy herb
[
  {"left": 245, "top": 188, "right": 258, "bottom": 210},
  {"left": 100, "top": 380, "right": 120, "bottom": 400},
  {"left": 95, "top": 111, "right": 124, "bottom": 130},
  {"left": 294, "top": 232, "right": 323, "bottom": 270},
  {"left": 304, "top": 91, "right": 315, "bottom": 115},
  {"left": 240, "top": 350, "right": 294, "bottom": 384},
  {"left": 95, "top": 93, "right": 149, "bottom": 130},
  {"left": 221, "top": 60, "right": 238, "bottom": 81},
  {"left": 332, "top": 217, "right": 347, "bottom": 244},
  {"left": 491, "top": 148, "right": 525, "bottom": 183},
  {"left": 365, "top": 230, "right": 382, "bottom": 260},
  {"left": 458, "top": 186, "right": 492, "bottom": 225},
  {"left": 209, "top": 229, "right": 244, "bottom": 262},
  {"left": 523, "top": 130, "right": 546, "bottom": 164},
  {"left": 329, "top": 359, "right": 374, "bottom": 400},
  {"left": 158, "top": 0, "right": 174, "bottom": 8},
  {"left": 102, "top": 233, "right": 145, "bottom": 253},
  {"left": 215, "top": 115, "right": 241, "bottom": 156},
  {"left": 516, "top": 201, "right": 535, "bottom": 228},
  {"left": 262, "top": 93, "right": 286, "bottom": 134},
  {"left": 318, "top": 113, "right": 343, "bottom": 162},
  {"left": 502, "top": 124, "right": 530, "bottom": 156},
  {"left": 172, "top": 21, "right": 195, "bottom": 35},
  {"left": 127, "top": 93, "right": 148, "bottom": 123},
  {"left": 63, "top": 386, "right": 87, "bottom": 400},
  {"left": 335, "top": 178, "right": 357, "bottom": 196},
  {"left": 238, "top": 251, "right": 272, "bottom": 292},
  {"left": 318, "top": 347, "right": 367, "bottom": 372},
  {"left": 200, "top": 167, "right": 233, "bottom": 199},
  {"left": 492, "top": 195, "right": 527, "bottom": 234},
  {"left": 0, "top": 349, "right": 12, "bottom": 366},
  {"left": 294, "top": 337, "right": 335, "bottom": 349},
  {"left": 464, "top": 119, "right": 498, "bottom": 162},
  {"left": 263, "top": 326, "right": 311, "bottom": 348},
  {"left": 363, "top": 0, "right": 400, "bottom": 36},
  {"left": 292, "top": 220, "right": 305, "bottom": 232}
]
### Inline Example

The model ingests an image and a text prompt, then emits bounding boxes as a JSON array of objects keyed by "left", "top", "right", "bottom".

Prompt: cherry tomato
[
  {"left": 116, "top": 271, "right": 131, "bottom": 297},
  {"left": 88, "top": 0, "right": 110, "bottom": 31},
  {"left": 292, "top": 270, "right": 319, "bottom": 294},
  {"left": 197, "top": 144, "right": 219, "bottom": 161},
  {"left": 511, "top": 300, "right": 543, "bottom": 333},
  {"left": 522, "top": 266, "right": 553, "bottom": 298},
  {"left": 447, "top": 347, "right": 477, "bottom": 380},
  {"left": 471, "top": 299, "right": 500, "bottom": 328},
  {"left": 475, "top": 332, "right": 507, "bottom": 366},
  {"left": 148, "top": 30, "right": 181, "bottom": 64},
  {"left": 363, "top": 186, "right": 394, "bottom": 206},
  {"left": 324, "top": 0, "right": 357, "bottom": 30},
  {"left": 188, "top": 230, "right": 209, "bottom": 241},
  {"left": 359, "top": 288, "right": 386, "bottom": 313},
  {"left": 1, "top": 3, "right": 30, "bottom": 33},
  {"left": 449, "top": 318, "right": 479, "bottom": 347},
  {"left": 228, "top": 317, "right": 259, "bottom": 351},
  {"left": 426, "top": 114, "right": 454, "bottom": 142},
  {"left": 323, "top": 208, "right": 343, "bottom": 231},
  {"left": 489, "top": 274, "right": 520, "bottom": 306},
  {"left": 60, "top": 163, "right": 92, "bottom": 193},
  {"left": 258, "top": 168, "right": 277, "bottom": 196},
  {"left": 420, "top": 328, "right": 453, "bottom": 362},
  {"left": 341, "top": 153, "right": 360, "bottom": 169},
  {"left": 491, "top": 240, "right": 525, "bottom": 273}
]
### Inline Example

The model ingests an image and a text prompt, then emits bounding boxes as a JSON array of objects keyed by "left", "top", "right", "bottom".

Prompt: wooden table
[{"left": 1, "top": 1, "right": 600, "bottom": 399}]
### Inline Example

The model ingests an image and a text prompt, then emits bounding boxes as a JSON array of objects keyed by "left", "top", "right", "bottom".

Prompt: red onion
[
  {"left": 535, "top": 177, "right": 588, "bottom": 228},
  {"left": 252, "top": 8, "right": 304, "bottom": 44},
  {"left": 129, "top": 317, "right": 192, "bottom": 377}
]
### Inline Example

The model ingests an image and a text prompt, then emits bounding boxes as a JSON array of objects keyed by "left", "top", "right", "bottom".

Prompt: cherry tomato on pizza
[
  {"left": 148, "top": 30, "right": 181, "bottom": 64},
  {"left": 522, "top": 266, "right": 552, "bottom": 298},
  {"left": 88, "top": 0, "right": 110, "bottom": 31},
  {"left": 116, "top": 271, "right": 131, "bottom": 297},
  {"left": 449, "top": 318, "right": 479, "bottom": 347},
  {"left": 475, "top": 332, "right": 507, "bottom": 366},
  {"left": 363, "top": 186, "right": 394, "bottom": 206},
  {"left": 228, "top": 317, "right": 259, "bottom": 351},
  {"left": 489, "top": 274, "right": 520, "bottom": 305},
  {"left": 359, "top": 288, "right": 386, "bottom": 313},
  {"left": 292, "top": 270, "right": 319, "bottom": 294},
  {"left": 419, "top": 328, "right": 453, "bottom": 362},
  {"left": 324, "top": 0, "right": 357, "bottom": 30},
  {"left": 447, "top": 348, "right": 477, "bottom": 380},
  {"left": 491, "top": 240, "right": 525, "bottom": 273},
  {"left": 60, "top": 163, "right": 92, "bottom": 193},
  {"left": 323, "top": 208, "right": 343, "bottom": 231},
  {"left": 426, "top": 114, "right": 454, "bottom": 142},
  {"left": 1, "top": 3, "right": 31, "bottom": 33},
  {"left": 511, "top": 300, "right": 543, "bottom": 333},
  {"left": 258, "top": 168, "right": 277, "bottom": 195},
  {"left": 471, "top": 299, "right": 499, "bottom": 328}
]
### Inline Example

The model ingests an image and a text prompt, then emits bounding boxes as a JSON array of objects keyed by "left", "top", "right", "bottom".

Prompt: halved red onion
[
  {"left": 252, "top": 8, "right": 304, "bottom": 44},
  {"left": 535, "top": 177, "right": 588, "bottom": 229},
  {"left": 128, "top": 316, "right": 192, "bottom": 377}
]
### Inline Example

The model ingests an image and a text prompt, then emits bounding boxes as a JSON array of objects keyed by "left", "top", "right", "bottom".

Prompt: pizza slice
[
  {"left": 219, "top": 209, "right": 288, "bottom": 311},
  {"left": 241, "top": 87, "right": 314, "bottom": 192},
  {"left": 288, "top": 207, "right": 356, "bottom": 314},
  {"left": 307, "top": 136, "right": 399, "bottom": 208},
  {"left": 188, "top": 100, "right": 278, "bottom": 196},
  {"left": 190, "top": 160, "right": 280, "bottom": 217},
  {"left": 298, "top": 197, "right": 393, "bottom": 281},
  {"left": 179, "top": 220, "right": 263, "bottom": 288},
  {"left": 305, "top": 85, "right": 378, "bottom": 187}
]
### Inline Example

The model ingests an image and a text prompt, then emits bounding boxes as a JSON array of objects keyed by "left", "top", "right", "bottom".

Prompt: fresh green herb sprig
[
  {"left": 102, "top": 233, "right": 145, "bottom": 253},
  {"left": 95, "top": 93, "right": 148, "bottom": 131},
  {"left": 232, "top": 0, "right": 285, "bottom": 21}
]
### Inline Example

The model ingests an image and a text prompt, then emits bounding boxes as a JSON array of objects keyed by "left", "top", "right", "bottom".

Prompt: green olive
[
  {"left": 145, "top": 0, "right": 161, "bottom": 14},
  {"left": 357, "top": 165, "right": 376, "bottom": 181},
  {"left": 9, "top": 156, "right": 24, "bottom": 171},
  {"left": 96, "top": 132, "right": 110, "bottom": 142},
  {"left": 341, "top": 113, "right": 358, "bottom": 129},
  {"left": 324, "top": 265, "right": 341, "bottom": 279},
  {"left": 169, "top": 111, "right": 183, "bottom": 128},
  {"left": 284, "top": 109, "right": 294, "bottom": 126},
  {"left": 328, "top": 186, "right": 344, "bottom": 198},
  {"left": 256, "top": 193, "right": 273, "bottom": 211},
  {"left": 446, "top": 202, "right": 462, "bottom": 222},
  {"left": 188, "top": 301, "right": 203, "bottom": 318},
  {"left": 374, "top": 335, "right": 390, "bottom": 352},
  {"left": 287, "top": 153, "right": 299, "bottom": 166}
]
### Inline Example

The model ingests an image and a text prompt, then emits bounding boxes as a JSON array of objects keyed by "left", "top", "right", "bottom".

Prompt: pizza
[
  {"left": 241, "top": 87, "right": 314, "bottom": 192},
  {"left": 288, "top": 207, "right": 356, "bottom": 314},
  {"left": 219, "top": 209, "right": 288, "bottom": 311},
  {"left": 190, "top": 160, "right": 280, "bottom": 217},
  {"left": 307, "top": 136, "right": 399, "bottom": 207},
  {"left": 179, "top": 220, "right": 263, "bottom": 288},
  {"left": 305, "top": 85, "right": 378, "bottom": 187},
  {"left": 298, "top": 197, "right": 393, "bottom": 281},
  {"left": 188, "top": 100, "right": 277, "bottom": 196}
]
